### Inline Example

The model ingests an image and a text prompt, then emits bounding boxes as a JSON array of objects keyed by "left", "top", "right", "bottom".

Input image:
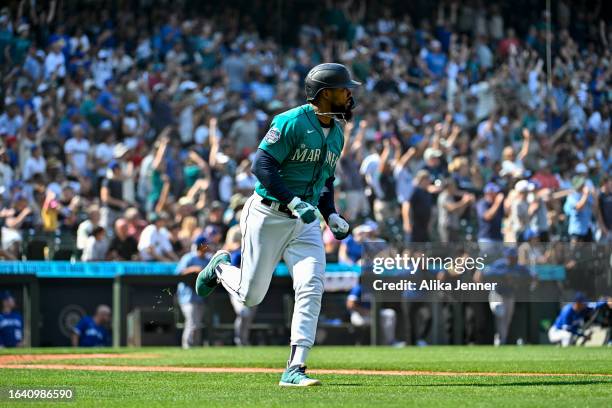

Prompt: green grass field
[{"left": 1, "top": 346, "right": 611, "bottom": 407}]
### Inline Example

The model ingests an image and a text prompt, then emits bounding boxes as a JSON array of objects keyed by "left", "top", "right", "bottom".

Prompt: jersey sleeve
[{"left": 258, "top": 116, "right": 295, "bottom": 163}]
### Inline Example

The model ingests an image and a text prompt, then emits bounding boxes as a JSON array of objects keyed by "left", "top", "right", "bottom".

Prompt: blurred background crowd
[{"left": 0, "top": 0, "right": 610, "bottom": 263}]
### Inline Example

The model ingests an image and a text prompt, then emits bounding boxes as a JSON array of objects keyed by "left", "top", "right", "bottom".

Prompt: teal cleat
[
  {"left": 279, "top": 365, "right": 321, "bottom": 387},
  {"left": 195, "top": 250, "right": 231, "bottom": 297}
]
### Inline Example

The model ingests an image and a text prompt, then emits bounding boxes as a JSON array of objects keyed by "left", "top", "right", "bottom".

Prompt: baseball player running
[{"left": 196, "top": 63, "right": 359, "bottom": 386}]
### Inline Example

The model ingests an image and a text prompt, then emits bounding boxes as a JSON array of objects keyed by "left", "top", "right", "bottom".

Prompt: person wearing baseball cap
[
  {"left": 175, "top": 235, "right": 212, "bottom": 349},
  {"left": 0, "top": 291, "right": 24, "bottom": 347}
]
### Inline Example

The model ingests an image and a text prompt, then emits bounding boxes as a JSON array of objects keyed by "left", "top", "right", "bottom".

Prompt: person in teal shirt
[{"left": 196, "top": 63, "right": 359, "bottom": 386}]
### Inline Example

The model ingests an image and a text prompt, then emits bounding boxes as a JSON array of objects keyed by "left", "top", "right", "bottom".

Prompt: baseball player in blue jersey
[
  {"left": 0, "top": 291, "right": 23, "bottom": 348},
  {"left": 548, "top": 293, "right": 611, "bottom": 346},
  {"left": 71, "top": 305, "right": 112, "bottom": 347},
  {"left": 195, "top": 63, "right": 359, "bottom": 386}
]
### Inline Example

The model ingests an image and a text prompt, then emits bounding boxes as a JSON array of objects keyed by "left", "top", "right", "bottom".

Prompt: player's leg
[
  {"left": 380, "top": 308, "right": 397, "bottom": 345},
  {"left": 218, "top": 196, "right": 297, "bottom": 305},
  {"left": 549, "top": 326, "right": 573, "bottom": 346},
  {"left": 241, "top": 306, "right": 257, "bottom": 345},
  {"left": 179, "top": 302, "right": 192, "bottom": 349},
  {"left": 548, "top": 326, "right": 566, "bottom": 345},
  {"left": 230, "top": 295, "right": 257, "bottom": 346},
  {"left": 180, "top": 302, "right": 201, "bottom": 349},
  {"left": 279, "top": 221, "right": 325, "bottom": 386},
  {"left": 560, "top": 330, "right": 574, "bottom": 347},
  {"left": 499, "top": 297, "right": 515, "bottom": 344},
  {"left": 192, "top": 302, "right": 205, "bottom": 347},
  {"left": 196, "top": 194, "right": 295, "bottom": 305}
]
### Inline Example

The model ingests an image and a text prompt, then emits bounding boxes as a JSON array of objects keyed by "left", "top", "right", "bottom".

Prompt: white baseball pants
[{"left": 216, "top": 193, "right": 326, "bottom": 348}]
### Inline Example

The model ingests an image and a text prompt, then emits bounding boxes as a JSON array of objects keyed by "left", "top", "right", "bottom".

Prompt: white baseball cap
[
  {"left": 575, "top": 163, "right": 588, "bottom": 174},
  {"left": 424, "top": 148, "right": 443, "bottom": 161},
  {"left": 515, "top": 179, "right": 530, "bottom": 193},
  {"left": 179, "top": 81, "right": 198, "bottom": 92},
  {"left": 99, "top": 120, "right": 113, "bottom": 130},
  {"left": 97, "top": 49, "right": 111, "bottom": 59}
]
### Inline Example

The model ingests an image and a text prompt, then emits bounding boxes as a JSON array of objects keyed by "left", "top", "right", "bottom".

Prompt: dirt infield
[
  {"left": 1, "top": 354, "right": 611, "bottom": 378},
  {"left": 0, "top": 353, "right": 158, "bottom": 364}
]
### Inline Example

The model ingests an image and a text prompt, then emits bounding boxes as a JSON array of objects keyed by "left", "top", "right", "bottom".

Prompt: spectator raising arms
[{"left": 0, "top": 0, "right": 609, "bottom": 265}]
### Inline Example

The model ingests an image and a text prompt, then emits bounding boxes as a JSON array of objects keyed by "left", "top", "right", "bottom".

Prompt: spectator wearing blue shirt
[
  {"left": 71, "top": 305, "right": 111, "bottom": 347},
  {"left": 23, "top": 47, "right": 45, "bottom": 83},
  {"left": 563, "top": 176, "right": 594, "bottom": 242},
  {"left": 176, "top": 235, "right": 211, "bottom": 349},
  {"left": 548, "top": 293, "right": 611, "bottom": 346},
  {"left": 423, "top": 40, "right": 447, "bottom": 79},
  {"left": 0, "top": 290, "right": 24, "bottom": 347},
  {"left": 96, "top": 80, "right": 120, "bottom": 121}
]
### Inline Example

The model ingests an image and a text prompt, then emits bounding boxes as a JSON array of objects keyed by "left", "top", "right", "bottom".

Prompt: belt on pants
[{"left": 260, "top": 198, "right": 297, "bottom": 218}]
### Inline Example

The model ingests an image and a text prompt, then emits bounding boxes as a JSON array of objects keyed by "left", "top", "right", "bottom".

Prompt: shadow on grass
[{"left": 328, "top": 380, "right": 612, "bottom": 388}]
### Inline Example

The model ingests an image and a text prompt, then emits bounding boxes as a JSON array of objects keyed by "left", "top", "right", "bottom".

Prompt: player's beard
[{"left": 331, "top": 97, "right": 354, "bottom": 122}]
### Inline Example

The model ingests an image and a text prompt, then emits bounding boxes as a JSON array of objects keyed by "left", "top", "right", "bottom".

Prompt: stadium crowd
[{"left": 0, "top": 0, "right": 610, "bottom": 264}]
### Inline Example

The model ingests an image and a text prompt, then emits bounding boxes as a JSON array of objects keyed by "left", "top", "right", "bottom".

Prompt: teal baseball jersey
[{"left": 256, "top": 104, "right": 344, "bottom": 205}]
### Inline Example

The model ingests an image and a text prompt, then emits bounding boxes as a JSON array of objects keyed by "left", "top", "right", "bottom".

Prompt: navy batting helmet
[{"left": 304, "top": 63, "right": 361, "bottom": 101}]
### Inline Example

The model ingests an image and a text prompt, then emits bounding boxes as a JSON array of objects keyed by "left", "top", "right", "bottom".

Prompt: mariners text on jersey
[
  {"left": 257, "top": 104, "right": 344, "bottom": 205},
  {"left": 290, "top": 147, "right": 340, "bottom": 168}
]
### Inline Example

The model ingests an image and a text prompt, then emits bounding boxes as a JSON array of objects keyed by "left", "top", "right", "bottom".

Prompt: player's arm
[
  {"left": 251, "top": 149, "right": 295, "bottom": 203},
  {"left": 317, "top": 176, "right": 337, "bottom": 222},
  {"left": 252, "top": 149, "right": 317, "bottom": 223},
  {"left": 318, "top": 176, "right": 350, "bottom": 240},
  {"left": 591, "top": 298, "right": 612, "bottom": 310},
  {"left": 256, "top": 121, "right": 319, "bottom": 223}
]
